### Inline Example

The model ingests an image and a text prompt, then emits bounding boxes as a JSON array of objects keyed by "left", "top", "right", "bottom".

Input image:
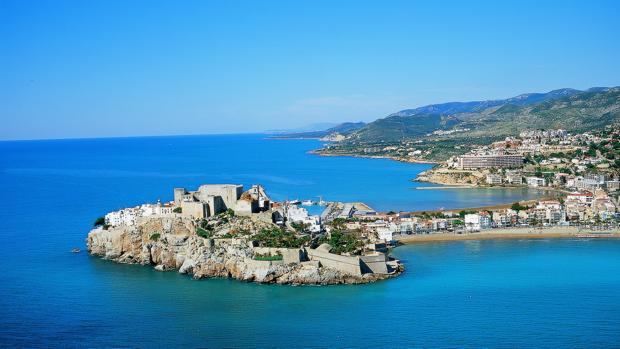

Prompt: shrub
[
  {"left": 253, "top": 252, "right": 283, "bottom": 261},
  {"left": 290, "top": 222, "right": 310, "bottom": 233},
  {"left": 173, "top": 207, "right": 182, "bottom": 213},
  {"left": 220, "top": 232, "right": 235, "bottom": 239},
  {"left": 511, "top": 202, "right": 528, "bottom": 211},
  {"left": 196, "top": 227, "right": 212, "bottom": 239},
  {"left": 330, "top": 218, "right": 347, "bottom": 230},
  {"left": 252, "top": 228, "right": 309, "bottom": 248},
  {"left": 93, "top": 216, "right": 105, "bottom": 227},
  {"left": 150, "top": 233, "right": 161, "bottom": 241},
  {"left": 318, "top": 230, "right": 362, "bottom": 254}
]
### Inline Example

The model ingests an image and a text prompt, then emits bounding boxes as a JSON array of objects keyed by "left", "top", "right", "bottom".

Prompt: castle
[{"left": 173, "top": 184, "right": 271, "bottom": 219}]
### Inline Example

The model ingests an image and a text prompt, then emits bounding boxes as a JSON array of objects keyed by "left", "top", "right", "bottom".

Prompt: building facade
[{"left": 457, "top": 154, "right": 523, "bottom": 169}]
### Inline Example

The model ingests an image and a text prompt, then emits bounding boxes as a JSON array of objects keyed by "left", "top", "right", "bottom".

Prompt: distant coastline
[{"left": 308, "top": 149, "right": 439, "bottom": 165}]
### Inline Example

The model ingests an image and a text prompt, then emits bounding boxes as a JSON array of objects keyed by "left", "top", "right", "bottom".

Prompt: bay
[{"left": 1, "top": 134, "right": 618, "bottom": 348}]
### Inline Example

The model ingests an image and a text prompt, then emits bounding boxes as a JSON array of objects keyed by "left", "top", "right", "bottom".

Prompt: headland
[{"left": 87, "top": 184, "right": 403, "bottom": 285}]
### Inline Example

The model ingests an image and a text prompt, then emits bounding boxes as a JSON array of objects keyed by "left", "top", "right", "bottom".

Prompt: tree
[
  {"left": 330, "top": 218, "right": 347, "bottom": 230},
  {"left": 93, "top": 216, "right": 105, "bottom": 227},
  {"left": 252, "top": 228, "right": 309, "bottom": 248},
  {"left": 291, "top": 222, "right": 310, "bottom": 233},
  {"left": 318, "top": 230, "right": 362, "bottom": 254},
  {"left": 196, "top": 227, "right": 212, "bottom": 239}
]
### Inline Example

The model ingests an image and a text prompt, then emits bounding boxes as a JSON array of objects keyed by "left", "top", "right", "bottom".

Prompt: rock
[
  {"left": 87, "top": 216, "right": 401, "bottom": 285},
  {"left": 179, "top": 258, "right": 195, "bottom": 274}
]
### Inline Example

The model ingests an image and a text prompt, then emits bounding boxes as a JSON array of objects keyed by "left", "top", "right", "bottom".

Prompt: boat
[
  {"left": 287, "top": 199, "right": 301, "bottom": 205},
  {"left": 301, "top": 200, "right": 314, "bottom": 206},
  {"left": 71, "top": 248, "right": 81, "bottom": 253}
]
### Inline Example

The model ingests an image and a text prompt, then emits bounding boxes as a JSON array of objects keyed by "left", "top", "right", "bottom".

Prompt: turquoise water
[{"left": 1, "top": 134, "right": 619, "bottom": 347}]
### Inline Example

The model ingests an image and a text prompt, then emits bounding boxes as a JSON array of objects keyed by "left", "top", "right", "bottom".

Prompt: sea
[{"left": 0, "top": 134, "right": 618, "bottom": 348}]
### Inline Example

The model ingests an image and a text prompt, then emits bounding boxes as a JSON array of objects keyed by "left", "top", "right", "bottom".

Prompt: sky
[{"left": 1, "top": 0, "right": 620, "bottom": 140}]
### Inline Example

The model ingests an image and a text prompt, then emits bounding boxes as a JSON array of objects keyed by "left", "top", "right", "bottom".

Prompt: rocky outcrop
[
  {"left": 87, "top": 216, "right": 400, "bottom": 285},
  {"left": 416, "top": 167, "right": 485, "bottom": 186}
]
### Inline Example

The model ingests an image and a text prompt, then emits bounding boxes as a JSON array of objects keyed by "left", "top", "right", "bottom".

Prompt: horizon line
[
  {"left": 4, "top": 84, "right": 618, "bottom": 143},
  {"left": 0, "top": 131, "right": 273, "bottom": 143}
]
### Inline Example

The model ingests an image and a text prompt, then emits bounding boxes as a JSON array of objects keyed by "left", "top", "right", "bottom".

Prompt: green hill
[
  {"left": 458, "top": 87, "right": 620, "bottom": 136},
  {"left": 320, "top": 87, "right": 620, "bottom": 160},
  {"left": 344, "top": 87, "right": 620, "bottom": 144},
  {"left": 272, "top": 122, "right": 366, "bottom": 139}
]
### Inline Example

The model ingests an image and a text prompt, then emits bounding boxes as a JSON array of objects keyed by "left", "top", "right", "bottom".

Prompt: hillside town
[
  {"left": 93, "top": 184, "right": 402, "bottom": 283},
  {"left": 409, "top": 125, "right": 620, "bottom": 233},
  {"left": 89, "top": 123, "right": 620, "bottom": 286},
  {"left": 419, "top": 126, "right": 619, "bottom": 187}
]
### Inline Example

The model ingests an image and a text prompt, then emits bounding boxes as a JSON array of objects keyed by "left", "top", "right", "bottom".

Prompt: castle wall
[
  {"left": 253, "top": 247, "right": 305, "bottom": 264},
  {"left": 181, "top": 201, "right": 208, "bottom": 219},
  {"left": 197, "top": 184, "right": 243, "bottom": 210},
  {"left": 235, "top": 200, "right": 254, "bottom": 216},
  {"left": 307, "top": 247, "right": 362, "bottom": 276},
  {"left": 173, "top": 188, "right": 187, "bottom": 206},
  {"left": 360, "top": 253, "right": 388, "bottom": 274}
]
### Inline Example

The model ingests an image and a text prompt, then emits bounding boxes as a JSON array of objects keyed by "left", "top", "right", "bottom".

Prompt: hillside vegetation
[
  {"left": 321, "top": 87, "right": 620, "bottom": 160},
  {"left": 273, "top": 122, "right": 366, "bottom": 139}
]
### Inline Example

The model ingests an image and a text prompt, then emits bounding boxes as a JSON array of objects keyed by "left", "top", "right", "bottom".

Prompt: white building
[
  {"left": 566, "top": 191, "right": 594, "bottom": 205},
  {"left": 526, "top": 176, "right": 546, "bottom": 187},
  {"left": 286, "top": 205, "right": 321, "bottom": 233},
  {"left": 464, "top": 213, "right": 491, "bottom": 232},
  {"left": 140, "top": 200, "right": 175, "bottom": 217},
  {"left": 505, "top": 171, "right": 522, "bottom": 185},
  {"left": 376, "top": 227, "right": 393, "bottom": 242},
  {"left": 535, "top": 200, "right": 565, "bottom": 224},
  {"left": 486, "top": 173, "right": 503, "bottom": 185},
  {"left": 105, "top": 208, "right": 138, "bottom": 227},
  {"left": 104, "top": 199, "right": 177, "bottom": 227}
]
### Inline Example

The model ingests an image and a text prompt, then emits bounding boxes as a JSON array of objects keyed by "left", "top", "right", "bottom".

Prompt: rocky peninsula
[{"left": 87, "top": 184, "right": 403, "bottom": 285}]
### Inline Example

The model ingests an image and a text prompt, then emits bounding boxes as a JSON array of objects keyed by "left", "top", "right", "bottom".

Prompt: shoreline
[
  {"left": 395, "top": 227, "right": 620, "bottom": 244},
  {"left": 303, "top": 145, "right": 566, "bottom": 211},
  {"left": 308, "top": 149, "right": 439, "bottom": 164},
  {"left": 406, "top": 192, "right": 566, "bottom": 215},
  {"left": 280, "top": 137, "right": 569, "bottom": 214},
  {"left": 268, "top": 135, "right": 439, "bottom": 164}
]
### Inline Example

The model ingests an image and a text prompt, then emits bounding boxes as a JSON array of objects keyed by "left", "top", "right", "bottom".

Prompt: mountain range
[
  {"left": 283, "top": 86, "right": 620, "bottom": 146},
  {"left": 271, "top": 122, "right": 366, "bottom": 139}
]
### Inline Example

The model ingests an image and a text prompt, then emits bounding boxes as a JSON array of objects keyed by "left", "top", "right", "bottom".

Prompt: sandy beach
[{"left": 396, "top": 226, "right": 620, "bottom": 244}]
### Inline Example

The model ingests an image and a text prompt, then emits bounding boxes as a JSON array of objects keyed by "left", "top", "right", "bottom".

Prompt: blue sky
[{"left": 1, "top": 0, "right": 619, "bottom": 140}]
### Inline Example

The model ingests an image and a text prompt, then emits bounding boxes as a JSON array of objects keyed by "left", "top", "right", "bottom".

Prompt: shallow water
[{"left": 1, "top": 134, "right": 617, "bottom": 348}]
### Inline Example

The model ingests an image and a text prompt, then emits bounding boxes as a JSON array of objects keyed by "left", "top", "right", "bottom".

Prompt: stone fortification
[{"left": 87, "top": 216, "right": 401, "bottom": 285}]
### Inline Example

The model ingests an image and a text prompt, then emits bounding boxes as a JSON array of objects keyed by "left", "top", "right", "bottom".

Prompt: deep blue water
[{"left": 1, "top": 134, "right": 619, "bottom": 348}]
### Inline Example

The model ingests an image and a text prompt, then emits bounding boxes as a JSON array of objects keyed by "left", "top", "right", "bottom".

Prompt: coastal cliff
[
  {"left": 87, "top": 216, "right": 399, "bottom": 285},
  {"left": 415, "top": 167, "right": 485, "bottom": 186}
]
